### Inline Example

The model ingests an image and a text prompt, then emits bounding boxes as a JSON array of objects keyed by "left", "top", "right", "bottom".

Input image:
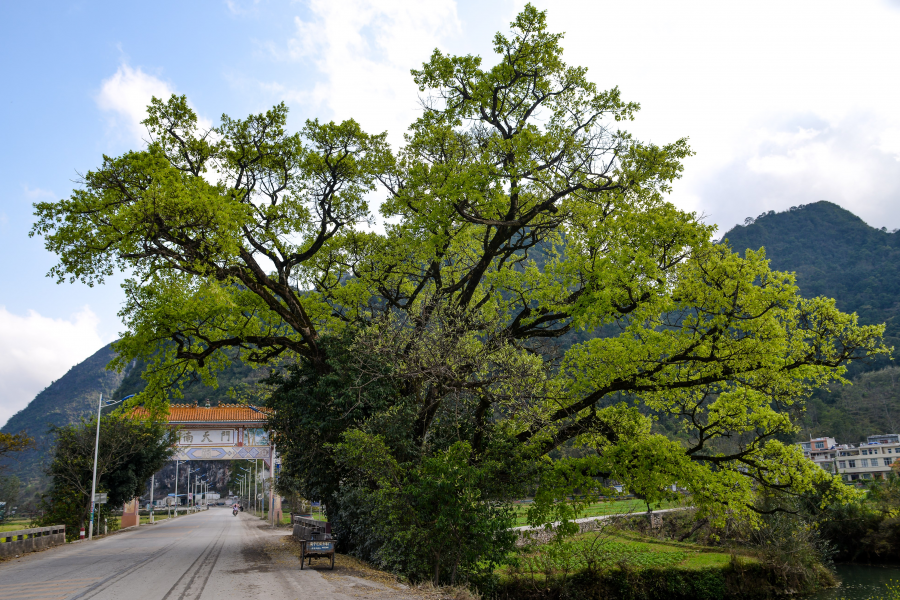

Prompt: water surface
[{"left": 806, "top": 564, "right": 900, "bottom": 600}]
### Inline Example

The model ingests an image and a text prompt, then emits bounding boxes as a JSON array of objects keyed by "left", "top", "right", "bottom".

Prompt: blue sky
[{"left": 2, "top": 0, "right": 900, "bottom": 427}]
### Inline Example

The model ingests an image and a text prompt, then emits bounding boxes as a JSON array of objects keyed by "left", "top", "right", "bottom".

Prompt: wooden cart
[{"left": 293, "top": 516, "right": 335, "bottom": 570}]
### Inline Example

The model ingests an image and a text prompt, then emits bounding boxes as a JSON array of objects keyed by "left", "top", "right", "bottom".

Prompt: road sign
[{"left": 94, "top": 493, "right": 108, "bottom": 504}]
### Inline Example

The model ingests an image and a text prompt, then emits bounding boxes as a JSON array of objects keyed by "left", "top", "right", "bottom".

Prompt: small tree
[
  {"left": 0, "top": 475, "right": 21, "bottom": 522},
  {"left": 333, "top": 433, "right": 518, "bottom": 585},
  {"left": 0, "top": 432, "right": 31, "bottom": 523},
  {"left": 39, "top": 415, "right": 175, "bottom": 536}
]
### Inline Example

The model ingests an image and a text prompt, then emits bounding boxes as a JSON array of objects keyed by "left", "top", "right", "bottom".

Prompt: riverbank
[{"left": 805, "top": 564, "right": 900, "bottom": 600}]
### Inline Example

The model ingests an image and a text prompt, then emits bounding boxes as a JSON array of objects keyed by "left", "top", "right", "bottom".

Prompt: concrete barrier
[{"left": 0, "top": 525, "right": 66, "bottom": 558}]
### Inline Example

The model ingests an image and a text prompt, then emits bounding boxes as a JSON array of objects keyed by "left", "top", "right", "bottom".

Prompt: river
[{"left": 806, "top": 564, "right": 900, "bottom": 599}]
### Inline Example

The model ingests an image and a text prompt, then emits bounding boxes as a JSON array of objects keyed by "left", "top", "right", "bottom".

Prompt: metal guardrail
[{"left": 0, "top": 526, "right": 66, "bottom": 557}]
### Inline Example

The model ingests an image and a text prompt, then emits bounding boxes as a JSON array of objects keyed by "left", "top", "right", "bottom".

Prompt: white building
[
  {"left": 800, "top": 437, "right": 837, "bottom": 459},
  {"left": 802, "top": 434, "right": 900, "bottom": 482}
]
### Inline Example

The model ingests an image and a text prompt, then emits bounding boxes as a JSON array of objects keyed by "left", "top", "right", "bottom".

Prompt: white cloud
[
  {"left": 695, "top": 114, "right": 900, "bottom": 234},
  {"left": 22, "top": 184, "right": 55, "bottom": 199},
  {"left": 225, "top": 0, "right": 261, "bottom": 16},
  {"left": 0, "top": 306, "right": 111, "bottom": 428},
  {"left": 280, "top": 0, "right": 462, "bottom": 145},
  {"left": 95, "top": 64, "right": 175, "bottom": 145},
  {"left": 515, "top": 0, "right": 900, "bottom": 234}
]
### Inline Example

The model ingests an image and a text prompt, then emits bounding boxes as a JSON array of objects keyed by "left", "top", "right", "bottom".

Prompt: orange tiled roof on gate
[
  {"left": 134, "top": 404, "right": 269, "bottom": 423},
  {"left": 168, "top": 404, "right": 269, "bottom": 423}
]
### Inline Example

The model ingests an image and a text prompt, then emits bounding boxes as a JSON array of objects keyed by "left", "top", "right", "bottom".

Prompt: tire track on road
[
  {"left": 158, "top": 518, "right": 230, "bottom": 600},
  {"left": 64, "top": 537, "right": 183, "bottom": 600},
  {"left": 65, "top": 517, "right": 219, "bottom": 600}
]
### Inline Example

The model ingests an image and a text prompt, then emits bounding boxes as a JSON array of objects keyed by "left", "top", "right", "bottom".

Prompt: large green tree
[{"left": 33, "top": 5, "right": 887, "bottom": 531}]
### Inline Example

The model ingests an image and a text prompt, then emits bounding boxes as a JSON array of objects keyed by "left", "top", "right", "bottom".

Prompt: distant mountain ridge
[
  {"left": 721, "top": 201, "right": 900, "bottom": 376},
  {"left": 720, "top": 201, "right": 900, "bottom": 441}
]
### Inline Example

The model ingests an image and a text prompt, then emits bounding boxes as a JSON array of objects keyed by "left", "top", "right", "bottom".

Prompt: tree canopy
[{"left": 32, "top": 4, "right": 888, "bottom": 533}]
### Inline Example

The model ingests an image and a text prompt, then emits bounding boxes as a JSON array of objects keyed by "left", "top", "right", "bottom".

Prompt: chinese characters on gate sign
[{"left": 176, "top": 429, "right": 268, "bottom": 446}]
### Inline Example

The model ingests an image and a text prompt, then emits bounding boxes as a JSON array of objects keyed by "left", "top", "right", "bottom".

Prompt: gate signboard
[{"left": 132, "top": 403, "right": 276, "bottom": 466}]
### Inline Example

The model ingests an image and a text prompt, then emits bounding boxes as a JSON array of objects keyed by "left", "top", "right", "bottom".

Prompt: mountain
[
  {"left": 720, "top": 201, "right": 900, "bottom": 440},
  {"left": 0, "top": 344, "right": 264, "bottom": 486},
  {"left": 803, "top": 366, "right": 900, "bottom": 443},
  {"left": 0, "top": 344, "right": 129, "bottom": 483},
  {"left": 721, "top": 201, "right": 900, "bottom": 376}
]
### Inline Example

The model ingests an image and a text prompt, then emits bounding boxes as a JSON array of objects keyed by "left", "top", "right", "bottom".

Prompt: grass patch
[
  {"left": 502, "top": 530, "right": 749, "bottom": 584},
  {"left": 0, "top": 520, "right": 32, "bottom": 532},
  {"left": 493, "top": 531, "right": 814, "bottom": 600}
]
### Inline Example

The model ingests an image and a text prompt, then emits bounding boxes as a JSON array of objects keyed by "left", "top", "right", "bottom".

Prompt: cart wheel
[{"left": 330, "top": 553, "right": 335, "bottom": 570}]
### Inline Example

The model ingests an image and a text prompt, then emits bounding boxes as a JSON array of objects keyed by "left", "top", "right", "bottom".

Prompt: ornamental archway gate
[
  {"left": 163, "top": 403, "right": 281, "bottom": 524},
  {"left": 168, "top": 403, "right": 273, "bottom": 463}
]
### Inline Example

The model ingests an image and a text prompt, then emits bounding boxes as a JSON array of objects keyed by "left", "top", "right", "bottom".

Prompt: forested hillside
[
  {"left": 721, "top": 201, "right": 900, "bottom": 440},
  {"left": 722, "top": 201, "right": 900, "bottom": 376},
  {"left": 803, "top": 366, "right": 900, "bottom": 443},
  {"left": 111, "top": 353, "right": 266, "bottom": 405},
  {"left": 0, "top": 344, "right": 128, "bottom": 483}
]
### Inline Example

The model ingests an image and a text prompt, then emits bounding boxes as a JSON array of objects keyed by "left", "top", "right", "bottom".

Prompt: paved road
[{"left": 0, "top": 508, "right": 422, "bottom": 600}]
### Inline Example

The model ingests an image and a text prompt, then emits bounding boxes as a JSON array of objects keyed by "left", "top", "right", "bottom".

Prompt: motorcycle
[{"left": 232, "top": 507, "right": 239, "bottom": 516}]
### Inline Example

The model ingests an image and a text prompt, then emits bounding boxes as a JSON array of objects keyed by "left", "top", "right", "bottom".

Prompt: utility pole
[
  {"left": 173, "top": 460, "right": 179, "bottom": 517},
  {"left": 270, "top": 441, "right": 276, "bottom": 528},
  {"left": 149, "top": 473, "right": 155, "bottom": 523},
  {"left": 88, "top": 392, "right": 135, "bottom": 540},
  {"left": 87, "top": 393, "right": 103, "bottom": 541}
]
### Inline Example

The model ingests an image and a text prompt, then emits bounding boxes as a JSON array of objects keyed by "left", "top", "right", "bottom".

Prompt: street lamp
[
  {"left": 236, "top": 475, "right": 246, "bottom": 509},
  {"left": 88, "top": 393, "right": 136, "bottom": 541},
  {"left": 253, "top": 459, "right": 259, "bottom": 516},
  {"left": 187, "top": 468, "right": 199, "bottom": 511},
  {"left": 241, "top": 467, "right": 252, "bottom": 510}
]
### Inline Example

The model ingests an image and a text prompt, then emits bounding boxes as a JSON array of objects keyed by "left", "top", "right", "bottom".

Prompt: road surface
[{"left": 0, "top": 508, "right": 424, "bottom": 600}]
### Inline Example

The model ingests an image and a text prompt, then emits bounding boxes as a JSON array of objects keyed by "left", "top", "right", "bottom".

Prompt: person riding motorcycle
[{"left": 232, "top": 502, "right": 240, "bottom": 516}]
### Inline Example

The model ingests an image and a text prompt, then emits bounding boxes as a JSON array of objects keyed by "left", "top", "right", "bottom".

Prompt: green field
[
  {"left": 0, "top": 519, "right": 32, "bottom": 533},
  {"left": 268, "top": 510, "right": 327, "bottom": 525},
  {"left": 502, "top": 529, "right": 745, "bottom": 583},
  {"left": 512, "top": 498, "right": 683, "bottom": 527}
]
